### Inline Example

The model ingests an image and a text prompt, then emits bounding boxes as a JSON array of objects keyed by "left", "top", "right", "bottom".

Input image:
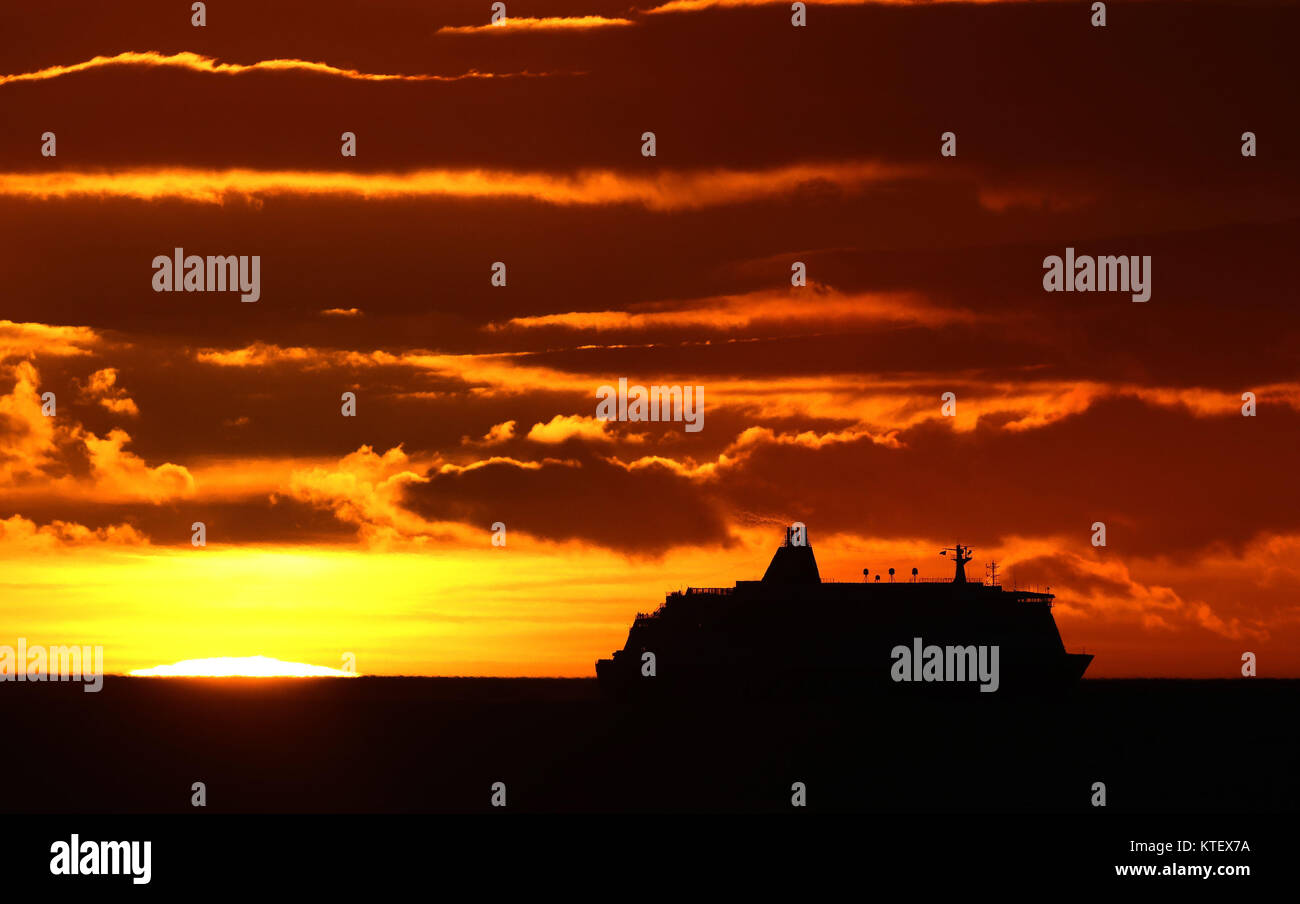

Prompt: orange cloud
[
  {"left": 183, "top": 454, "right": 334, "bottom": 500},
  {"left": 285, "top": 445, "right": 441, "bottom": 545},
  {"left": 0, "top": 50, "right": 543, "bottom": 87},
  {"left": 196, "top": 343, "right": 590, "bottom": 397},
  {"left": 647, "top": 0, "right": 1020, "bottom": 12},
  {"left": 0, "top": 321, "right": 100, "bottom": 361},
  {"left": 600, "top": 425, "right": 898, "bottom": 481},
  {"left": 197, "top": 344, "right": 320, "bottom": 368},
  {"left": 282, "top": 445, "right": 595, "bottom": 545},
  {"left": 0, "top": 514, "right": 149, "bottom": 551},
  {"left": 0, "top": 161, "right": 922, "bottom": 210},
  {"left": 977, "top": 185, "right": 1095, "bottom": 213},
  {"left": 436, "top": 456, "right": 559, "bottom": 474},
  {"left": 493, "top": 287, "right": 970, "bottom": 332},
  {"left": 464, "top": 420, "right": 517, "bottom": 446},
  {"left": 191, "top": 340, "right": 1300, "bottom": 435},
  {"left": 81, "top": 429, "right": 195, "bottom": 502},
  {"left": 526, "top": 414, "right": 613, "bottom": 444},
  {"left": 1, "top": 360, "right": 192, "bottom": 501},
  {"left": 438, "top": 16, "right": 635, "bottom": 34},
  {"left": 80, "top": 368, "right": 139, "bottom": 416},
  {"left": 0, "top": 360, "right": 58, "bottom": 480},
  {"left": 1027, "top": 543, "right": 1269, "bottom": 643},
  {"left": 605, "top": 453, "right": 718, "bottom": 479}
]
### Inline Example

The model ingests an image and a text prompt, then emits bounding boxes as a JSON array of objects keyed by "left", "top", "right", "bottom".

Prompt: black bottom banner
[{"left": 2, "top": 813, "right": 1288, "bottom": 892}]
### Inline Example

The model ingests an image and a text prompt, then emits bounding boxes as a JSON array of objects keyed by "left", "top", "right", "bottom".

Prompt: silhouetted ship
[{"left": 596, "top": 527, "right": 1093, "bottom": 697}]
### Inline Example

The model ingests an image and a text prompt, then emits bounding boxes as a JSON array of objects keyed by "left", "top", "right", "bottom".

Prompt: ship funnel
[{"left": 762, "top": 524, "right": 821, "bottom": 584}]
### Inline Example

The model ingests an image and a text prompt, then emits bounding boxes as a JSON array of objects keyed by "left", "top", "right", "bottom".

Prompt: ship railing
[
  {"left": 684, "top": 587, "right": 733, "bottom": 595},
  {"left": 903, "top": 577, "right": 1004, "bottom": 585},
  {"left": 636, "top": 600, "right": 675, "bottom": 621}
]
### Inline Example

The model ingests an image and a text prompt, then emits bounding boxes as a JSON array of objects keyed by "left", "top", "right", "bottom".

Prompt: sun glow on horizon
[{"left": 130, "top": 655, "right": 357, "bottom": 678}]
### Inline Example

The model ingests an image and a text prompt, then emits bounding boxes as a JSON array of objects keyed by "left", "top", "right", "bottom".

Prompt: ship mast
[{"left": 940, "top": 544, "right": 974, "bottom": 583}]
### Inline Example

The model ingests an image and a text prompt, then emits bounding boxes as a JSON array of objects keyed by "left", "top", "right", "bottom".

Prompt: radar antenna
[{"left": 939, "top": 544, "right": 974, "bottom": 583}]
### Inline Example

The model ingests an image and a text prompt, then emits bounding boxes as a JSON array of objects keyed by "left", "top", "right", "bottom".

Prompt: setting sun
[{"left": 129, "top": 655, "right": 357, "bottom": 678}]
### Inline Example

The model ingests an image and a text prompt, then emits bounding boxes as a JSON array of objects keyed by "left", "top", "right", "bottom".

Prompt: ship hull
[{"left": 597, "top": 653, "right": 1093, "bottom": 700}]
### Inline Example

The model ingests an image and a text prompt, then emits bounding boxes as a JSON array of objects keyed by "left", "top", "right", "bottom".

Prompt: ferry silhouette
[{"left": 596, "top": 526, "right": 1092, "bottom": 697}]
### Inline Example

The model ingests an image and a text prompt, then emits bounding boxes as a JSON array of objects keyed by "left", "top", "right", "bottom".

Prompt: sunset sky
[{"left": 2, "top": 0, "right": 1298, "bottom": 677}]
